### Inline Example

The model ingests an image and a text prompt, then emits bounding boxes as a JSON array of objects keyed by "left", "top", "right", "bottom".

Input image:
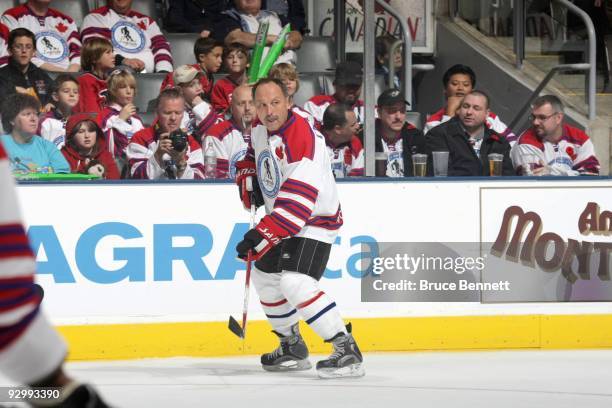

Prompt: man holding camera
[{"left": 126, "top": 88, "right": 205, "bottom": 179}]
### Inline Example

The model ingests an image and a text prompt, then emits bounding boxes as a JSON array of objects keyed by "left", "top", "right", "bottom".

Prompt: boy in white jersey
[{"left": 234, "top": 78, "right": 364, "bottom": 378}]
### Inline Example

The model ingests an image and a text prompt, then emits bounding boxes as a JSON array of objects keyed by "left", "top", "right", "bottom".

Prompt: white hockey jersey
[
  {"left": 303, "top": 94, "right": 365, "bottom": 129},
  {"left": 180, "top": 100, "right": 220, "bottom": 140},
  {"left": 38, "top": 109, "right": 67, "bottom": 149},
  {"left": 2, "top": 5, "right": 81, "bottom": 70},
  {"left": 325, "top": 135, "right": 364, "bottom": 178},
  {"left": 0, "top": 141, "right": 67, "bottom": 384},
  {"left": 81, "top": 6, "right": 172, "bottom": 73},
  {"left": 379, "top": 136, "right": 405, "bottom": 177},
  {"left": 203, "top": 119, "right": 250, "bottom": 179},
  {"left": 248, "top": 111, "right": 342, "bottom": 244},
  {"left": 510, "top": 124, "right": 600, "bottom": 176},
  {"left": 0, "top": 23, "right": 9, "bottom": 67},
  {"left": 126, "top": 127, "right": 205, "bottom": 179}
]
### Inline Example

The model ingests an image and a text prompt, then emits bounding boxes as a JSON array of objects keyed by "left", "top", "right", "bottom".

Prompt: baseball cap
[
  {"left": 334, "top": 61, "right": 363, "bottom": 86},
  {"left": 173, "top": 65, "right": 200, "bottom": 85},
  {"left": 377, "top": 88, "right": 409, "bottom": 107}
]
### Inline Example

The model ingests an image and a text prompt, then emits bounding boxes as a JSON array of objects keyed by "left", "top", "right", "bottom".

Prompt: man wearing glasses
[
  {"left": 0, "top": 28, "right": 54, "bottom": 106},
  {"left": 510, "top": 95, "right": 600, "bottom": 176}
]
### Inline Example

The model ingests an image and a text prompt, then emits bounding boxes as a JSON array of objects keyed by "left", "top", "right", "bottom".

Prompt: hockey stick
[{"left": 228, "top": 200, "right": 257, "bottom": 339}]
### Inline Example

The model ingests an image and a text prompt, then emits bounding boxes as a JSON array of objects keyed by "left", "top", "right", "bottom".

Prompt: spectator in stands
[
  {"left": 211, "top": 42, "right": 248, "bottom": 114},
  {"left": 216, "top": 0, "right": 303, "bottom": 65},
  {"left": 426, "top": 90, "right": 514, "bottom": 176},
  {"left": 98, "top": 69, "right": 145, "bottom": 161},
  {"left": 172, "top": 65, "right": 219, "bottom": 139},
  {"left": 81, "top": 0, "right": 173, "bottom": 73},
  {"left": 61, "top": 113, "right": 120, "bottom": 179},
  {"left": 75, "top": 37, "right": 115, "bottom": 113},
  {"left": 0, "top": 23, "right": 9, "bottom": 67},
  {"left": 374, "top": 88, "right": 427, "bottom": 177},
  {"left": 320, "top": 102, "right": 363, "bottom": 178},
  {"left": 0, "top": 28, "right": 54, "bottom": 106},
  {"left": 164, "top": 0, "right": 225, "bottom": 37},
  {"left": 510, "top": 95, "right": 600, "bottom": 176},
  {"left": 160, "top": 37, "right": 223, "bottom": 99},
  {"left": 304, "top": 61, "right": 365, "bottom": 129},
  {"left": 2, "top": 0, "right": 81, "bottom": 73},
  {"left": 424, "top": 64, "right": 515, "bottom": 141},
  {"left": 204, "top": 84, "right": 254, "bottom": 178},
  {"left": 260, "top": 0, "right": 307, "bottom": 34},
  {"left": 375, "top": 35, "right": 402, "bottom": 89},
  {"left": 269, "top": 62, "right": 315, "bottom": 126},
  {"left": 39, "top": 74, "right": 79, "bottom": 149},
  {"left": 126, "top": 88, "right": 205, "bottom": 179},
  {"left": 0, "top": 93, "right": 69, "bottom": 174}
]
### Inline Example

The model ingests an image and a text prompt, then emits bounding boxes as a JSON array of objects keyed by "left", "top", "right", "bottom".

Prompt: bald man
[{"left": 203, "top": 84, "right": 255, "bottom": 178}]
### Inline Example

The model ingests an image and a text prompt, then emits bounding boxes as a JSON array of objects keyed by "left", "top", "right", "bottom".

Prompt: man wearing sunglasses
[{"left": 510, "top": 95, "right": 600, "bottom": 176}]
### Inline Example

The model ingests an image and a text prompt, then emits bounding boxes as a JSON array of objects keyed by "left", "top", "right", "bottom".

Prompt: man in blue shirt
[{"left": 0, "top": 93, "right": 69, "bottom": 174}]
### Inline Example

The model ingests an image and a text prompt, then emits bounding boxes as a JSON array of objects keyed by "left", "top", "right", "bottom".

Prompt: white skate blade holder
[{"left": 317, "top": 363, "right": 365, "bottom": 379}]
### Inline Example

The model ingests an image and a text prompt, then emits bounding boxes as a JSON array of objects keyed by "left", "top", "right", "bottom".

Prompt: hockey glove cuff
[
  {"left": 235, "top": 160, "right": 264, "bottom": 210},
  {"left": 236, "top": 217, "right": 285, "bottom": 261}
]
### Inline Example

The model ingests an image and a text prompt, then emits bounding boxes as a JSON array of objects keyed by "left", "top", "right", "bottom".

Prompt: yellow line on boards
[{"left": 56, "top": 315, "right": 612, "bottom": 361}]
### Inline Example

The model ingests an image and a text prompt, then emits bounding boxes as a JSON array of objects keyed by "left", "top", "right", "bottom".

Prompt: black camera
[{"left": 169, "top": 129, "right": 188, "bottom": 152}]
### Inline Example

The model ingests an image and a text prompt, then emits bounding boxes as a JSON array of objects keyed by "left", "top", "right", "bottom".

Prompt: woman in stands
[
  {"left": 61, "top": 113, "right": 120, "bottom": 179},
  {"left": 75, "top": 38, "right": 115, "bottom": 113}
]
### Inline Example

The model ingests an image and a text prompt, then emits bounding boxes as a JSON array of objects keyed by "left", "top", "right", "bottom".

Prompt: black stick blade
[
  {"left": 228, "top": 316, "right": 245, "bottom": 339},
  {"left": 33, "top": 283, "right": 44, "bottom": 303}
]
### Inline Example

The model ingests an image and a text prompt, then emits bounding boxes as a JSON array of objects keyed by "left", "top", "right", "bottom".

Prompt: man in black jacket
[
  {"left": 0, "top": 28, "right": 54, "bottom": 107},
  {"left": 374, "top": 88, "right": 427, "bottom": 177},
  {"left": 425, "top": 90, "right": 515, "bottom": 176}
]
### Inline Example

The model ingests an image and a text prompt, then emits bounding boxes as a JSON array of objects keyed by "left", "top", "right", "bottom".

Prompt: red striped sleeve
[{"left": 280, "top": 178, "right": 319, "bottom": 204}]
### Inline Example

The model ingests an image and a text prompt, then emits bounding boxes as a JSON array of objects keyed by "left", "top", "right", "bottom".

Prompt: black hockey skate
[
  {"left": 29, "top": 382, "right": 112, "bottom": 407},
  {"left": 316, "top": 323, "right": 364, "bottom": 379},
  {"left": 261, "top": 323, "right": 312, "bottom": 372}
]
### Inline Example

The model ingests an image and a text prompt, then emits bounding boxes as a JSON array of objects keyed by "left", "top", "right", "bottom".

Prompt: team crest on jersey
[
  {"left": 35, "top": 31, "right": 68, "bottom": 64},
  {"left": 111, "top": 21, "right": 145, "bottom": 53},
  {"left": 257, "top": 150, "right": 281, "bottom": 198},
  {"left": 229, "top": 148, "right": 248, "bottom": 179}
]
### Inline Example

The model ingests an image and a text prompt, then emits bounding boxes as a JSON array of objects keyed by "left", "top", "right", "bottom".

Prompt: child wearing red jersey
[
  {"left": 211, "top": 42, "right": 248, "bottom": 115},
  {"left": 75, "top": 38, "right": 115, "bottom": 113}
]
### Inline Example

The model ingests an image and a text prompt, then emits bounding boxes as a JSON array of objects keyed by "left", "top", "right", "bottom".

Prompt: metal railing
[
  {"left": 508, "top": 63, "right": 590, "bottom": 130},
  {"left": 375, "top": 0, "right": 413, "bottom": 106},
  {"left": 512, "top": 0, "right": 596, "bottom": 121}
]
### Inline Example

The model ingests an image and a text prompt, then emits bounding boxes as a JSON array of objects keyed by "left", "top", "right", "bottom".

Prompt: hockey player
[
  {"left": 235, "top": 78, "right": 364, "bottom": 378},
  {"left": 203, "top": 84, "right": 254, "bottom": 178},
  {"left": 0, "top": 142, "right": 110, "bottom": 406}
]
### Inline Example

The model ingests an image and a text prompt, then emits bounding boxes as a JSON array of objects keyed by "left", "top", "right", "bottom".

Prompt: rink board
[{"left": 16, "top": 178, "right": 612, "bottom": 359}]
